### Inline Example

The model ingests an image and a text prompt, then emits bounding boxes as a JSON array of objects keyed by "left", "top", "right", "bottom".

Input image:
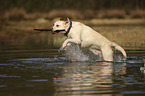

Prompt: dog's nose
[
  {"left": 50, "top": 27, "right": 53, "bottom": 31},
  {"left": 50, "top": 27, "right": 52, "bottom": 30},
  {"left": 50, "top": 27, "right": 53, "bottom": 30},
  {"left": 50, "top": 27, "right": 56, "bottom": 34}
]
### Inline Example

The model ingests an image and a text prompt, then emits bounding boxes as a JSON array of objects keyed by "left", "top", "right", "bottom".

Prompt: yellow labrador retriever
[{"left": 52, "top": 18, "right": 127, "bottom": 61}]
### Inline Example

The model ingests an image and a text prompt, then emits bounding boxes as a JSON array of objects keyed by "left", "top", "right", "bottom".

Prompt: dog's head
[{"left": 52, "top": 18, "right": 71, "bottom": 34}]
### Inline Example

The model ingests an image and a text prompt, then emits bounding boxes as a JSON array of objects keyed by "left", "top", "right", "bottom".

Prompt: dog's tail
[{"left": 111, "top": 42, "right": 127, "bottom": 58}]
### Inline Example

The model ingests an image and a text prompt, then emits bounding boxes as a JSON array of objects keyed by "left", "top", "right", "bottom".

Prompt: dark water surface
[{"left": 0, "top": 43, "right": 145, "bottom": 96}]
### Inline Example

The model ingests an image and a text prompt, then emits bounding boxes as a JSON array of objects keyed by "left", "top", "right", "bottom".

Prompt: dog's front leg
[{"left": 61, "top": 39, "right": 81, "bottom": 49}]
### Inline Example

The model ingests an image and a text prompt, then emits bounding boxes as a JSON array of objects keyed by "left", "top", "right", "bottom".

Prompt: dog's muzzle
[{"left": 51, "top": 29, "right": 65, "bottom": 34}]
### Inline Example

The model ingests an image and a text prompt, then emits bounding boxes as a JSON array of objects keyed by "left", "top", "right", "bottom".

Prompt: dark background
[{"left": 0, "top": 0, "right": 145, "bottom": 12}]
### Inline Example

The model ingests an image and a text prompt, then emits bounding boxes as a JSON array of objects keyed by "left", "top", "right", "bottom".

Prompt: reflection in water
[
  {"left": 0, "top": 48, "right": 145, "bottom": 95},
  {"left": 54, "top": 62, "right": 126, "bottom": 95}
]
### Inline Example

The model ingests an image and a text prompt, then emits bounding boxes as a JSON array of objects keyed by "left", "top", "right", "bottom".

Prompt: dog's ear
[
  {"left": 67, "top": 18, "right": 70, "bottom": 22},
  {"left": 52, "top": 18, "right": 64, "bottom": 24},
  {"left": 59, "top": 18, "right": 64, "bottom": 21},
  {"left": 65, "top": 18, "right": 70, "bottom": 26}
]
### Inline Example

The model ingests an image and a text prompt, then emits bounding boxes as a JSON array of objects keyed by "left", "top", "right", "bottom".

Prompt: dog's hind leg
[{"left": 101, "top": 45, "right": 113, "bottom": 61}]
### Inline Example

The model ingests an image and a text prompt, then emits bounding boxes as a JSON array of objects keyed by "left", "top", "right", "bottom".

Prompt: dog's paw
[{"left": 58, "top": 47, "right": 64, "bottom": 52}]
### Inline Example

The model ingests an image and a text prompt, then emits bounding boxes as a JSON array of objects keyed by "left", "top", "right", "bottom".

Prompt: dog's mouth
[{"left": 51, "top": 29, "right": 66, "bottom": 34}]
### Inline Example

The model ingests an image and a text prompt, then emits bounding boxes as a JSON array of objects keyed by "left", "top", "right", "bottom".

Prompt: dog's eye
[
  {"left": 56, "top": 25, "right": 59, "bottom": 27},
  {"left": 65, "top": 22, "right": 68, "bottom": 24}
]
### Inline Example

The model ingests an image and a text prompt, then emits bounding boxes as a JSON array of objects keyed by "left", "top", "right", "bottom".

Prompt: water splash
[
  {"left": 64, "top": 44, "right": 127, "bottom": 62},
  {"left": 113, "top": 53, "right": 126, "bottom": 62},
  {"left": 64, "top": 44, "right": 89, "bottom": 61}
]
